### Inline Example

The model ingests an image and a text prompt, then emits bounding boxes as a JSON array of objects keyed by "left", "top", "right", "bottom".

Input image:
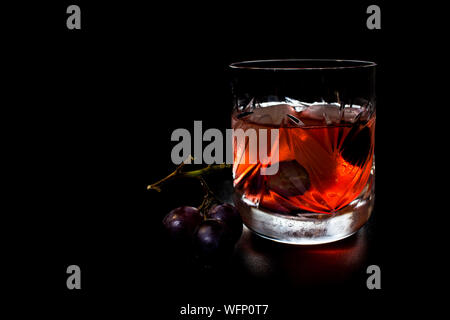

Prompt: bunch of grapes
[
  {"left": 163, "top": 203, "right": 243, "bottom": 264},
  {"left": 148, "top": 162, "right": 242, "bottom": 265}
]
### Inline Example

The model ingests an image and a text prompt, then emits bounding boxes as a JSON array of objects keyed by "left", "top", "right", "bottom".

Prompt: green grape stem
[{"left": 147, "top": 163, "right": 231, "bottom": 191}]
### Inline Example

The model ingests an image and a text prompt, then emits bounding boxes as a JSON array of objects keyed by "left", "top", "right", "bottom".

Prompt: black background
[{"left": 3, "top": 0, "right": 442, "bottom": 317}]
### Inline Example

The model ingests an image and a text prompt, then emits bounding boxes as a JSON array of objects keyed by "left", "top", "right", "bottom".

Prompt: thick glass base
[{"left": 233, "top": 188, "right": 374, "bottom": 245}]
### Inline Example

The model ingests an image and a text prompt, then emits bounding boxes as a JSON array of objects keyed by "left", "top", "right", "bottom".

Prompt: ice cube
[
  {"left": 246, "top": 103, "right": 298, "bottom": 126},
  {"left": 300, "top": 103, "right": 365, "bottom": 124},
  {"left": 238, "top": 99, "right": 366, "bottom": 126},
  {"left": 343, "top": 107, "right": 363, "bottom": 123},
  {"left": 301, "top": 103, "right": 341, "bottom": 123}
]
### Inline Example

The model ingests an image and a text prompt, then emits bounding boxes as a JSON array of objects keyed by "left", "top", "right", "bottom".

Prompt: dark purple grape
[
  {"left": 193, "top": 219, "right": 235, "bottom": 263},
  {"left": 341, "top": 125, "right": 372, "bottom": 167},
  {"left": 266, "top": 160, "right": 310, "bottom": 198},
  {"left": 207, "top": 203, "right": 243, "bottom": 242},
  {"left": 162, "top": 206, "right": 202, "bottom": 242}
]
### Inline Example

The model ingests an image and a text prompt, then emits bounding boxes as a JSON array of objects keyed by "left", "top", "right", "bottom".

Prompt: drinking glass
[{"left": 230, "top": 59, "right": 376, "bottom": 244}]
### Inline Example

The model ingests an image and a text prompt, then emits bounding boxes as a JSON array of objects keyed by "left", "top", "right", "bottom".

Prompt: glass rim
[{"left": 229, "top": 59, "right": 377, "bottom": 71}]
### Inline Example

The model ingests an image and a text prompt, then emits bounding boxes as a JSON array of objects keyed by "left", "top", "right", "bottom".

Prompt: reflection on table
[{"left": 234, "top": 225, "right": 368, "bottom": 287}]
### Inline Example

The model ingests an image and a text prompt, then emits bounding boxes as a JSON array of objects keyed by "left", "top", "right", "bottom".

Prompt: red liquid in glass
[{"left": 232, "top": 103, "right": 375, "bottom": 214}]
